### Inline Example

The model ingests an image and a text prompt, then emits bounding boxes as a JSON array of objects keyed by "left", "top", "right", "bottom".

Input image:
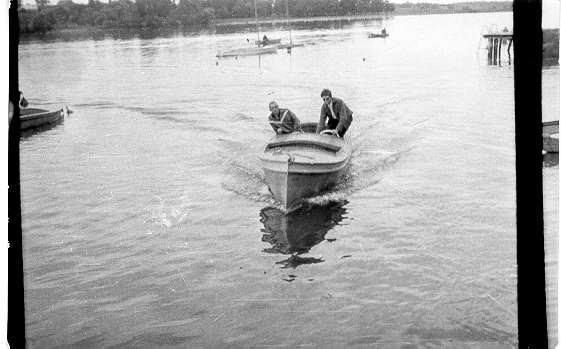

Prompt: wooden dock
[{"left": 483, "top": 30, "right": 513, "bottom": 65}]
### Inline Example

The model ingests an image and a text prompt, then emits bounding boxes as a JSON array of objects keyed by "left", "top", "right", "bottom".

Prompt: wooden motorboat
[
  {"left": 20, "top": 107, "right": 65, "bottom": 131},
  {"left": 217, "top": 46, "right": 277, "bottom": 58},
  {"left": 259, "top": 122, "right": 352, "bottom": 213},
  {"left": 543, "top": 120, "right": 559, "bottom": 153}
]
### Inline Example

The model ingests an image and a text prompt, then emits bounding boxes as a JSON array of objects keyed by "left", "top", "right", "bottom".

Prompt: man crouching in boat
[
  {"left": 268, "top": 101, "right": 303, "bottom": 135},
  {"left": 316, "top": 88, "right": 353, "bottom": 138}
]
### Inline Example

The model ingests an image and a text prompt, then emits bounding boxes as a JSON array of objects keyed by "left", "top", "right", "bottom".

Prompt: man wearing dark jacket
[
  {"left": 268, "top": 101, "right": 302, "bottom": 135},
  {"left": 316, "top": 88, "right": 353, "bottom": 138}
]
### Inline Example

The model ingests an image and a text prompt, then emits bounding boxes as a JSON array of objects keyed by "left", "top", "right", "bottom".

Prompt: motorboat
[
  {"left": 259, "top": 122, "right": 352, "bottom": 213},
  {"left": 20, "top": 107, "right": 65, "bottom": 131}
]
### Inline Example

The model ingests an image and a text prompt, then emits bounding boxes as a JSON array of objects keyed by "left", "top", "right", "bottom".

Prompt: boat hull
[
  {"left": 264, "top": 166, "right": 347, "bottom": 212},
  {"left": 260, "top": 123, "right": 351, "bottom": 213},
  {"left": 20, "top": 108, "right": 64, "bottom": 131}
]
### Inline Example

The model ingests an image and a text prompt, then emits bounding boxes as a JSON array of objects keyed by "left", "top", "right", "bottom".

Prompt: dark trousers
[{"left": 327, "top": 117, "right": 349, "bottom": 137}]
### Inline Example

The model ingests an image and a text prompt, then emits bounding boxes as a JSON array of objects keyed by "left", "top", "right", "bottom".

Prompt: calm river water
[{"left": 18, "top": 11, "right": 558, "bottom": 348}]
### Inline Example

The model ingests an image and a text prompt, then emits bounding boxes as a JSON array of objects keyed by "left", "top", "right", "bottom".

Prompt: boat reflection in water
[{"left": 260, "top": 200, "right": 348, "bottom": 269}]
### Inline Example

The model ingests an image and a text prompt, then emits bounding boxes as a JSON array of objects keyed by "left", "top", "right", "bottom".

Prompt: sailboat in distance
[
  {"left": 216, "top": 0, "right": 278, "bottom": 58},
  {"left": 252, "top": 0, "right": 281, "bottom": 47},
  {"left": 276, "top": 0, "right": 304, "bottom": 51}
]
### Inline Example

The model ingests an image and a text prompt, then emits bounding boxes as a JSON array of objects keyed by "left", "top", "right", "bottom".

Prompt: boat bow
[{"left": 259, "top": 126, "right": 351, "bottom": 212}]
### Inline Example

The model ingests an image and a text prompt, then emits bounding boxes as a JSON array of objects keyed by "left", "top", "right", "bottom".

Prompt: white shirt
[{"left": 328, "top": 102, "right": 337, "bottom": 119}]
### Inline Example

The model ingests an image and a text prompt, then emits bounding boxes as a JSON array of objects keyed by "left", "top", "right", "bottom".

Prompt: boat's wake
[
  {"left": 221, "top": 145, "right": 410, "bottom": 210},
  {"left": 220, "top": 115, "right": 414, "bottom": 210},
  {"left": 222, "top": 182, "right": 276, "bottom": 205},
  {"left": 302, "top": 147, "right": 409, "bottom": 206},
  {"left": 221, "top": 157, "right": 277, "bottom": 205}
]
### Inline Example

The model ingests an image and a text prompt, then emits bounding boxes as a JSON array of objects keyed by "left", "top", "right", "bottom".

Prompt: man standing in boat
[
  {"left": 268, "top": 101, "right": 302, "bottom": 135},
  {"left": 316, "top": 88, "right": 353, "bottom": 138}
]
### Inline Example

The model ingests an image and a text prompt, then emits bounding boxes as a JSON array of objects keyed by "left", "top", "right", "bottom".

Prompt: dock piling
[{"left": 483, "top": 28, "right": 513, "bottom": 66}]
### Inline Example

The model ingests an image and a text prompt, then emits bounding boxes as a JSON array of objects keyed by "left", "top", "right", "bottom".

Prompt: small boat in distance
[
  {"left": 217, "top": 0, "right": 279, "bottom": 58},
  {"left": 368, "top": 29, "right": 388, "bottom": 38},
  {"left": 543, "top": 120, "right": 559, "bottom": 153},
  {"left": 20, "top": 107, "right": 65, "bottom": 131},
  {"left": 255, "top": 38, "right": 281, "bottom": 46},
  {"left": 217, "top": 46, "right": 277, "bottom": 58},
  {"left": 259, "top": 122, "right": 352, "bottom": 213}
]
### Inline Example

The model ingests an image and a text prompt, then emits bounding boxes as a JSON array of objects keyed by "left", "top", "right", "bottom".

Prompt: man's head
[
  {"left": 269, "top": 101, "right": 280, "bottom": 115},
  {"left": 320, "top": 89, "right": 332, "bottom": 105}
]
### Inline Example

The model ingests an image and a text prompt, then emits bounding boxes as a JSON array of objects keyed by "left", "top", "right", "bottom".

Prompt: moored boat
[
  {"left": 20, "top": 107, "right": 65, "bottom": 131},
  {"left": 543, "top": 120, "right": 559, "bottom": 153},
  {"left": 259, "top": 122, "right": 352, "bottom": 213}
]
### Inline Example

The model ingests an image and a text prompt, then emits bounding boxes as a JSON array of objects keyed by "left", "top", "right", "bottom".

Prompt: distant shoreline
[
  {"left": 213, "top": 11, "right": 510, "bottom": 27},
  {"left": 19, "top": 0, "right": 514, "bottom": 36},
  {"left": 214, "top": 14, "right": 387, "bottom": 27},
  {"left": 23, "top": 10, "right": 514, "bottom": 38}
]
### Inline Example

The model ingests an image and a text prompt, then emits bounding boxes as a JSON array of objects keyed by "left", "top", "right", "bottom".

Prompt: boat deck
[{"left": 261, "top": 131, "right": 348, "bottom": 166}]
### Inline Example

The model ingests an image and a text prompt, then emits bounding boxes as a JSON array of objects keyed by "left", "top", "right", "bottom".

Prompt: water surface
[{"left": 19, "top": 11, "right": 551, "bottom": 347}]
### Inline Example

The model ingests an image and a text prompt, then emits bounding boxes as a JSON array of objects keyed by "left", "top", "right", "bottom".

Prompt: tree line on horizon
[{"left": 19, "top": 0, "right": 395, "bottom": 33}]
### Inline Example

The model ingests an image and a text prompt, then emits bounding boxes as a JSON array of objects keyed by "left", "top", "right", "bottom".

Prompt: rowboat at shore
[
  {"left": 543, "top": 120, "right": 559, "bottom": 153},
  {"left": 20, "top": 107, "right": 65, "bottom": 131},
  {"left": 259, "top": 122, "right": 352, "bottom": 213},
  {"left": 217, "top": 46, "right": 277, "bottom": 58}
]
